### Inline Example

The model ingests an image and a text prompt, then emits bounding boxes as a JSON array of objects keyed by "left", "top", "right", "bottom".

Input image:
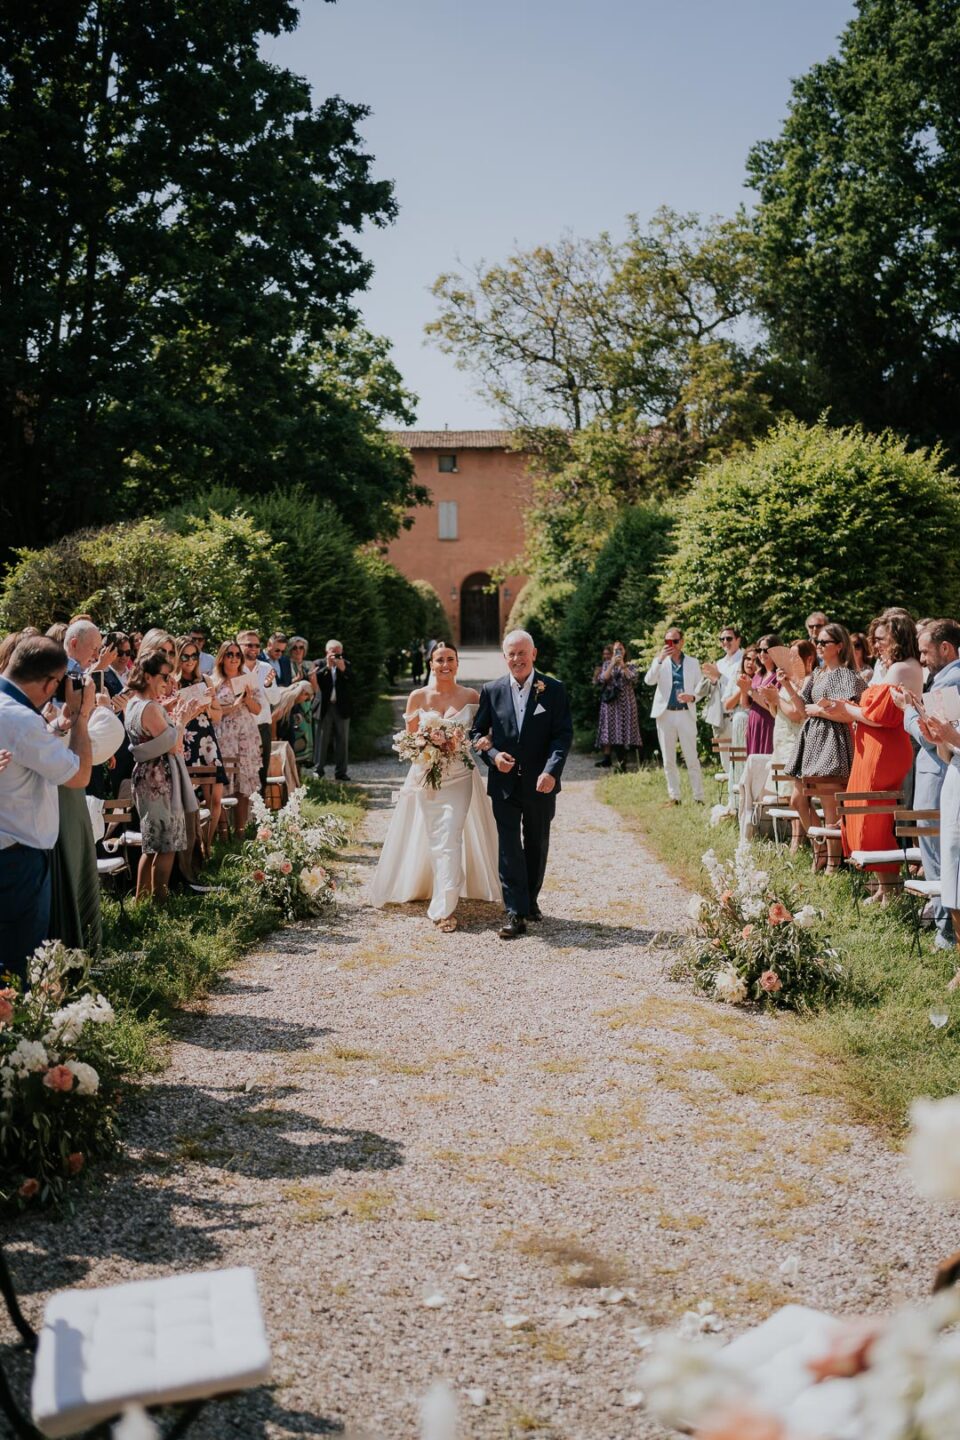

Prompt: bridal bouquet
[{"left": 392, "top": 710, "right": 475, "bottom": 790}]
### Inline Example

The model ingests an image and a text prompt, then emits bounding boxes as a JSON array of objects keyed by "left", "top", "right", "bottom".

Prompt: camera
[{"left": 55, "top": 674, "right": 83, "bottom": 704}]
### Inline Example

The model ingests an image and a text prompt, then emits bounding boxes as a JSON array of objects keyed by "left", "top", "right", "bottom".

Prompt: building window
[
  {"left": 438, "top": 454, "right": 458, "bottom": 473},
  {"left": 438, "top": 500, "right": 459, "bottom": 541}
]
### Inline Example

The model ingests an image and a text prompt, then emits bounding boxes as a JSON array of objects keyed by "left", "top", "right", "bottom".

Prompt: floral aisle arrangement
[
  {"left": 392, "top": 709, "right": 475, "bottom": 791},
  {"left": 1, "top": 941, "right": 124, "bottom": 1207},
  {"left": 241, "top": 789, "right": 346, "bottom": 920},
  {"left": 679, "top": 841, "right": 843, "bottom": 1011}
]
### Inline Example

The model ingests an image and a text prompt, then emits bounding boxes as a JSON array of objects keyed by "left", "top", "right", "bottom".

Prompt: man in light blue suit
[{"left": 903, "top": 619, "right": 960, "bottom": 949}]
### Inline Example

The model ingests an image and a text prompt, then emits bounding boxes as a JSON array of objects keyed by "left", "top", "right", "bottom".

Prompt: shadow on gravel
[
  {"left": 171, "top": 1012, "right": 333, "bottom": 1053},
  {"left": 199, "top": 1390, "right": 345, "bottom": 1436},
  {"left": 353, "top": 779, "right": 398, "bottom": 811},
  {"left": 537, "top": 920, "right": 684, "bottom": 952}
]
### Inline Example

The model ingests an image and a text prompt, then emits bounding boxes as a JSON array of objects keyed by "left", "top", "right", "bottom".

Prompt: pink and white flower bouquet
[
  {"left": 678, "top": 842, "right": 842, "bottom": 1011},
  {"left": 392, "top": 710, "right": 475, "bottom": 791},
  {"left": 240, "top": 788, "right": 345, "bottom": 919}
]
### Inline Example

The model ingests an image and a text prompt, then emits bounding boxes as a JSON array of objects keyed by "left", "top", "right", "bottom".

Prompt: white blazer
[{"left": 643, "top": 653, "right": 704, "bottom": 720}]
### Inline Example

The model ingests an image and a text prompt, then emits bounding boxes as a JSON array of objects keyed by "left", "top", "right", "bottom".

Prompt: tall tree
[
  {"left": 0, "top": 0, "right": 421, "bottom": 553},
  {"left": 747, "top": 0, "right": 960, "bottom": 458}
]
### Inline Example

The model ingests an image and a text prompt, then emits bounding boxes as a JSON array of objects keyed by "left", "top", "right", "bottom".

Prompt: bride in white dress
[{"left": 369, "top": 642, "right": 500, "bottom": 931}]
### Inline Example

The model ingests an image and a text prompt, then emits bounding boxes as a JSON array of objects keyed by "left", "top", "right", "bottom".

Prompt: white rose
[
  {"left": 65, "top": 1060, "right": 99, "bottom": 1096},
  {"left": 640, "top": 1334, "right": 746, "bottom": 1430},
  {"left": 794, "top": 905, "right": 817, "bottom": 929},
  {"left": 686, "top": 895, "right": 705, "bottom": 922},
  {"left": 265, "top": 851, "right": 286, "bottom": 872},
  {"left": 11, "top": 1039, "right": 48, "bottom": 1073},
  {"left": 713, "top": 965, "right": 748, "bottom": 1005},
  {"left": 907, "top": 1096, "right": 960, "bottom": 1200}
]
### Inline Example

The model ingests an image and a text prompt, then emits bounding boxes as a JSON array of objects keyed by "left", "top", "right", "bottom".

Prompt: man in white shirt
[
  {"left": 238, "top": 629, "right": 277, "bottom": 792},
  {"left": 701, "top": 624, "right": 743, "bottom": 771},
  {"left": 643, "top": 627, "right": 706, "bottom": 805},
  {"left": 0, "top": 637, "right": 93, "bottom": 979}
]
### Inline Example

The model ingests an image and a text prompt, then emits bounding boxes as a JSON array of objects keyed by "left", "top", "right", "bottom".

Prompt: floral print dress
[
  {"left": 124, "top": 696, "right": 187, "bottom": 855},
  {"left": 182, "top": 705, "right": 228, "bottom": 784},
  {"left": 213, "top": 680, "right": 262, "bottom": 799}
]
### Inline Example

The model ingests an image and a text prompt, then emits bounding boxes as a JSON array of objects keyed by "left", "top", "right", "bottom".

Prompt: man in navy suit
[{"left": 471, "top": 629, "right": 573, "bottom": 939}]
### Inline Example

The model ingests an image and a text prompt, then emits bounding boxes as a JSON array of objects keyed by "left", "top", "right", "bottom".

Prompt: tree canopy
[
  {"left": 0, "top": 0, "right": 423, "bottom": 557},
  {"left": 747, "top": 0, "right": 960, "bottom": 460}
]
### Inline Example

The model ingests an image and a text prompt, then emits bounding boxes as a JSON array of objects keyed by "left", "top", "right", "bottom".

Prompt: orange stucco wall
[{"left": 385, "top": 445, "right": 532, "bottom": 643}]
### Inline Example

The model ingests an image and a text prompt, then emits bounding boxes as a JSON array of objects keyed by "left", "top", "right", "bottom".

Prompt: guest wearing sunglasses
[
  {"left": 701, "top": 626, "right": 742, "bottom": 771},
  {"left": 175, "top": 638, "right": 226, "bottom": 840},
  {"left": 745, "top": 634, "right": 782, "bottom": 757},
  {"left": 781, "top": 624, "right": 867, "bottom": 870},
  {"left": 644, "top": 627, "right": 706, "bottom": 805},
  {"left": 211, "top": 642, "right": 262, "bottom": 833}
]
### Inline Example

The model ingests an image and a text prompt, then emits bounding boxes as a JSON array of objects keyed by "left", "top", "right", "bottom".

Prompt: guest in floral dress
[
  {"left": 124, "top": 650, "right": 198, "bottom": 902},
  {"left": 211, "top": 640, "right": 263, "bottom": 835},
  {"left": 594, "top": 642, "right": 642, "bottom": 771},
  {"left": 175, "top": 637, "right": 226, "bottom": 840}
]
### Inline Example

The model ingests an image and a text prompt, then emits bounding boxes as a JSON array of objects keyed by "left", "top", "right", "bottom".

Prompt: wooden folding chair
[
  {"left": 835, "top": 790, "right": 905, "bottom": 905},
  {"left": 0, "top": 1243, "right": 270, "bottom": 1439},
  {"left": 760, "top": 764, "right": 800, "bottom": 846},
  {"left": 711, "top": 737, "right": 732, "bottom": 802},
  {"left": 186, "top": 764, "right": 218, "bottom": 856},
  {"left": 99, "top": 796, "right": 138, "bottom": 899},
  {"left": 896, "top": 808, "right": 942, "bottom": 953},
  {"left": 219, "top": 756, "right": 240, "bottom": 839}
]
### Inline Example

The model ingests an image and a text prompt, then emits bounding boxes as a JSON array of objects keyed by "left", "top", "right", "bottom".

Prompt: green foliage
[
  {"left": 659, "top": 419, "right": 960, "bottom": 644},
  {"left": 0, "top": 516, "right": 284, "bottom": 635},
  {"left": 0, "top": 4, "right": 420, "bottom": 557},
  {"left": 412, "top": 580, "right": 454, "bottom": 645},
  {"left": 557, "top": 505, "right": 674, "bottom": 734},
  {"left": 505, "top": 579, "right": 575, "bottom": 673},
  {"left": 360, "top": 552, "right": 427, "bottom": 656},
  {"left": 747, "top": 0, "right": 960, "bottom": 460}
]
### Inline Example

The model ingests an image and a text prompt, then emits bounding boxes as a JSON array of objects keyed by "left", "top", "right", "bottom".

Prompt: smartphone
[{"left": 91, "top": 672, "right": 103, "bottom": 695}]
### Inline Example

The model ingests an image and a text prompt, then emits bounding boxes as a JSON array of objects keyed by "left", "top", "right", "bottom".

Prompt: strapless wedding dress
[{"left": 369, "top": 703, "right": 500, "bottom": 920}]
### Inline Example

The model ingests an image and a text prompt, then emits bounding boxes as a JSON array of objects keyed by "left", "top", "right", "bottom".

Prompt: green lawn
[{"left": 599, "top": 766, "right": 960, "bottom": 1132}]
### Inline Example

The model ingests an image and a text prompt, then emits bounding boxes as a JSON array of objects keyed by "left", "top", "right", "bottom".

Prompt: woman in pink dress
[
  {"left": 211, "top": 640, "right": 263, "bottom": 834},
  {"left": 746, "top": 633, "right": 781, "bottom": 756}
]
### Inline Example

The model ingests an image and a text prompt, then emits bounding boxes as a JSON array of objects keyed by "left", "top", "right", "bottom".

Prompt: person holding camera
[
  {"left": 594, "top": 641, "right": 641, "bottom": 772},
  {"left": 312, "top": 639, "right": 353, "bottom": 781},
  {"left": 643, "top": 627, "right": 706, "bottom": 805},
  {"left": 0, "top": 637, "right": 93, "bottom": 978}
]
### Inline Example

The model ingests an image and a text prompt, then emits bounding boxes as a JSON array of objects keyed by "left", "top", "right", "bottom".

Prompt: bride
[{"left": 369, "top": 642, "right": 500, "bottom": 931}]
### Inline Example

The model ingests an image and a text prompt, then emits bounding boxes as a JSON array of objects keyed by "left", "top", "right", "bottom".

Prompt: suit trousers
[
  {"left": 315, "top": 707, "right": 350, "bottom": 779},
  {"left": 913, "top": 767, "right": 953, "bottom": 943},
  {"left": 0, "top": 845, "right": 51, "bottom": 982},
  {"left": 713, "top": 712, "right": 733, "bottom": 774},
  {"left": 258, "top": 724, "right": 272, "bottom": 794},
  {"left": 655, "top": 710, "right": 705, "bottom": 801},
  {"left": 492, "top": 790, "right": 554, "bottom": 917}
]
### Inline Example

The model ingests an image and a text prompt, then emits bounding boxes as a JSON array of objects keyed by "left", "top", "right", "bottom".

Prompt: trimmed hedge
[{"left": 505, "top": 579, "right": 575, "bottom": 673}]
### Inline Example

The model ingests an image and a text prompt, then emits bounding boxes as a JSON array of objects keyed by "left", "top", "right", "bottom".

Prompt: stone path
[{"left": 7, "top": 751, "right": 956, "bottom": 1439}]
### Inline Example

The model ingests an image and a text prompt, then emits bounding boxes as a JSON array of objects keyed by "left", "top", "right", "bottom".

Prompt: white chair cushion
[
  {"left": 197, "top": 807, "right": 211, "bottom": 821},
  {"left": 849, "top": 847, "right": 921, "bottom": 867},
  {"left": 31, "top": 1267, "right": 271, "bottom": 1438},
  {"left": 807, "top": 825, "right": 841, "bottom": 839},
  {"left": 221, "top": 797, "right": 238, "bottom": 808},
  {"left": 906, "top": 878, "right": 942, "bottom": 897},
  {"left": 122, "top": 831, "right": 143, "bottom": 847},
  {"left": 96, "top": 858, "right": 126, "bottom": 876},
  {"left": 766, "top": 807, "right": 799, "bottom": 820}
]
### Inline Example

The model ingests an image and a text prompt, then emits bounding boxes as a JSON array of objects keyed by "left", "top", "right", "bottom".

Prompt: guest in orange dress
[{"left": 820, "top": 610, "right": 922, "bottom": 901}]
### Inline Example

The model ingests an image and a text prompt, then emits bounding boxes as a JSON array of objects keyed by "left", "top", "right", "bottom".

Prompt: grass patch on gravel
[{"left": 599, "top": 767, "right": 960, "bottom": 1131}]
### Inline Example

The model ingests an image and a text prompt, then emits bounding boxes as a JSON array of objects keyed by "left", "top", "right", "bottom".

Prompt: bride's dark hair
[{"left": 427, "top": 640, "right": 459, "bottom": 662}]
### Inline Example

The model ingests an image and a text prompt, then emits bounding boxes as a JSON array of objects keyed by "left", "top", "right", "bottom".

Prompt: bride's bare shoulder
[
  {"left": 405, "top": 686, "right": 428, "bottom": 713},
  {"left": 460, "top": 686, "right": 481, "bottom": 705}
]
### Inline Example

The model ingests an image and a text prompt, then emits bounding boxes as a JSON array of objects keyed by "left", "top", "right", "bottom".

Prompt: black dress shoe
[
  {"left": 498, "top": 913, "right": 527, "bottom": 940},
  {"left": 528, "top": 904, "right": 543, "bottom": 922}
]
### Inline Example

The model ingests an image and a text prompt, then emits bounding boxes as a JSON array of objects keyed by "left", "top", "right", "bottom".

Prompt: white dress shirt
[
  {"left": 243, "top": 660, "right": 275, "bottom": 725},
  {"left": 198, "top": 652, "right": 215, "bottom": 676},
  {"left": 511, "top": 671, "right": 535, "bottom": 731},
  {"left": 0, "top": 685, "right": 80, "bottom": 850}
]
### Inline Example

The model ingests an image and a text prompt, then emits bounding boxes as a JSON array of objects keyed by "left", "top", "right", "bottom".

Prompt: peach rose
[
  {"left": 280, "top": 858, "right": 293, "bottom": 875},
  {"left": 42, "top": 1064, "right": 75, "bottom": 1092},
  {"left": 257, "top": 826, "right": 271, "bottom": 841},
  {"left": 807, "top": 1317, "right": 885, "bottom": 1381},
  {"left": 252, "top": 869, "right": 266, "bottom": 883},
  {"left": 0, "top": 997, "right": 13, "bottom": 1024},
  {"left": 18, "top": 1178, "right": 39, "bottom": 1200},
  {"left": 0, "top": 987, "right": 16, "bottom": 1000},
  {"left": 66, "top": 1152, "right": 85, "bottom": 1176},
  {"left": 741, "top": 925, "right": 755, "bottom": 940},
  {"left": 768, "top": 901, "right": 792, "bottom": 925},
  {"left": 720, "top": 889, "right": 734, "bottom": 905},
  {"left": 759, "top": 970, "right": 783, "bottom": 993},
  {"left": 696, "top": 1407, "right": 788, "bottom": 1440}
]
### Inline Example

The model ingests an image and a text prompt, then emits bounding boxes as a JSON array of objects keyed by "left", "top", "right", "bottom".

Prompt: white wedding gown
[{"left": 369, "top": 704, "right": 501, "bottom": 920}]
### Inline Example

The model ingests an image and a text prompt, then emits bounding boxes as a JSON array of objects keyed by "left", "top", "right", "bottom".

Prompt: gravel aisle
[{"left": 7, "top": 752, "right": 956, "bottom": 1439}]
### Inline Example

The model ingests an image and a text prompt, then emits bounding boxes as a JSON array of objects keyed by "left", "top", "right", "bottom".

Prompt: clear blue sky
[{"left": 265, "top": 0, "right": 856, "bottom": 428}]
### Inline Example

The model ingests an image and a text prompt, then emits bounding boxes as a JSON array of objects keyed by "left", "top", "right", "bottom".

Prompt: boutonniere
[{"left": 534, "top": 679, "right": 546, "bottom": 697}]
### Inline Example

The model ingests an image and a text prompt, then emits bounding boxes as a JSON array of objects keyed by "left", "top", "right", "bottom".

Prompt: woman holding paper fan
[
  {"left": 211, "top": 641, "right": 262, "bottom": 833},
  {"left": 175, "top": 637, "right": 226, "bottom": 839},
  {"left": 819, "top": 610, "right": 921, "bottom": 900},
  {"left": 370, "top": 641, "right": 499, "bottom": 932}
]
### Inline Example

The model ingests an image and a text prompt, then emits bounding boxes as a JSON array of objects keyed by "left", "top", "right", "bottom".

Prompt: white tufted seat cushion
[{"left": 31, "top": 1267, "right": 270, "bottom": 1438}]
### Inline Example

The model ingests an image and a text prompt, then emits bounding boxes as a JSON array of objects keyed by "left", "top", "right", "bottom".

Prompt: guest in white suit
[{"left": 644, "top": 627, "right": 706, "bottom": 805}]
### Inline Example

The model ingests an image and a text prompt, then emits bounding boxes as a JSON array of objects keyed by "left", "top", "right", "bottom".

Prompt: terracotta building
[{"left": 385, "top": 431, "right": 532, "bottom": 646}]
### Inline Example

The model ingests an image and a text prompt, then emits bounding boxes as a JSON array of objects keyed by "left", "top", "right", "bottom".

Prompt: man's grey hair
[
  {"left": 64, "top": 619, "right": 100, "bottom": 652},
  {"left": 502, "top": 629, "right": 535, "bottom": 651},
  {"left": 325, "top": 638, "right": 343, "bottom": 652}
]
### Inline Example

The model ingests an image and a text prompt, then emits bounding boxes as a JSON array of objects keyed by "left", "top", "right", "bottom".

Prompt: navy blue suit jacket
[{"left": 472, "top": 672, "right": 573, "bottom": 801}]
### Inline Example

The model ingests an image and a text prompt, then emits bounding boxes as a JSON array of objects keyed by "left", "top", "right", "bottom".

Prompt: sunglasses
[
  {"left": 816, "top": 639, "right": 837, "bottom": 649},
  {"left": 180, "top": 651, "right": 199, "bottom": 661},
  {"left": 719, "top": 634, "right": 736, "bottom": 642},
  {"left": 117, "top": 648, "right": 131, "bottom": 657},
  {"left": 756, "top": 647, "right": 770, "bottom": 654},
  {"left": 223, "top": 650, "right": 242, "bottom": 659}
]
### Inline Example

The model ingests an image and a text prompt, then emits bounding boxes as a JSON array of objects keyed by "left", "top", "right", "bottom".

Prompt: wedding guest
[
  {"left": 124, "top": 649, "right": 199, "bottom": 903},
  {"left": 823, "top": 611, "right": 921, "bottom": 901},
  {"left": 781, "top": 623, "right": 867, "bottom": 871},
  {"left": 138, "top": 628, "right": 176, "bottom": 662},
  {"left": 262, "top": 632, "right": 293, "bottom": 686},
  {"left": 0, "top": 632, "right": 23, "bottom": 672},
  {"left": 867, "top": 607, "right": 913, "bottom": 684},
  {"left": 212, "top": 641, "right": 262, "bottom": 833},
  {"left": 594, "top": 641, "right": 641, "bottom": 772},
  {"left": 176, "top": 637, "right": 225, "bottom": 840},
  {"left": 850, "top": 632, "right": 874, "bottom": 682},
  {"left": 45, "top": 623, "right": 67, "bottom": 645},
  {"left": 900, "top": 619, "right": 960, "bottom": 946},
  {"left": 643, "top": 627, "right": 705, "bottom": 805},
  {"left": 806, "top": 610, "right": 828, "bottom": 641},
  {"left": 238, "top": 629, "right": 276, "bottom": 790},
  {"left": 702, "top": 624, "right": 743, "bottom": 769},
  {"left": 103, "top": 632, "right": 132, "bottom": 696},
  {"left": 914, "top": 707, "right": 960, "bottom": 957},
  {"left": 744, "top": 634, "right": 782, "bottom": 756},
  {"left": 593, "top": 645, "right": 614, "bottom": 767},
  {"left": 64, "top": 618, "right": 104, "bottom": 676},
  {"left": 723, "top": 644, "right": 754, "bottom": 804},
  {"left": 0, "top": 638, "right": 92, "bottom": 977},
  {"left": 770, "top": 639, "right": 817, "bottom": 826},
  {"left": 188, "top": 624, "right": 215, "bottom": 676},
  {"left": 313, "top": 639, "right": 353, "bottom": 781},
  {"left": 287, "top": 636, "right": 316, "bottom": 773}
]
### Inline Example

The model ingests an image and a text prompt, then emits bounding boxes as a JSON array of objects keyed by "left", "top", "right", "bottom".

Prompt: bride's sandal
[{"left": 438, "top": 915, "right": 459, "bottom": 933}]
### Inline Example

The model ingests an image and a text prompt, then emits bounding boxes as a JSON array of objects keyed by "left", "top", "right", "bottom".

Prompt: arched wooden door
[{"left": 460, "top": 572, "right": 500, "bottom": 646}]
